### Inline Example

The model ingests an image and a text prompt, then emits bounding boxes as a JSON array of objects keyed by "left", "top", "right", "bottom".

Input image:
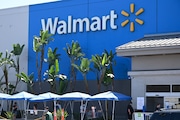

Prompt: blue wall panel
[
  {"left": 157, "top": 0, "right": 180, "bottom": 33},
  {"left": 28, "top": 0, "right": 180, "bottom": 81}
]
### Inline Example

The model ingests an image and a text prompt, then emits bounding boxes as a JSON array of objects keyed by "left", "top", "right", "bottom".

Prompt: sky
[{"left": 0, "top": 0, "right": 60, "bottom": 9}]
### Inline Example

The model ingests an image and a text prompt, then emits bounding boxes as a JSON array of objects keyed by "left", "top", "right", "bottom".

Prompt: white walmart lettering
[{"left": 41, "top": 10, "right": 118, "bottom": 34}]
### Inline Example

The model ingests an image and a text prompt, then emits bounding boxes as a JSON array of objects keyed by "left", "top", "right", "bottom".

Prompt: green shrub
[
  {"left": 56, "top": 109, "right": 68, "bottom": 120},
  {"left": 5, "top": 111, "right": 13, "bottom": 119}
]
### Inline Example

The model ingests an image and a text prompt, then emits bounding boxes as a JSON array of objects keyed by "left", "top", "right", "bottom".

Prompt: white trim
[
  {"left": 128, "top": 70, "right": 180, "bottom": 76},
  {"left": 146, "top": 92, "right": 180, "bottom": 97}
]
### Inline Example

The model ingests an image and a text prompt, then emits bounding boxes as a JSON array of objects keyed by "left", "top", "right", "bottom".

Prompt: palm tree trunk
[
  {"left": 110, "top": 65, "right": 114, "bottom": 91},
  {"left": 83, "top": 74, "right": 89, "bottom": 93},
  {"left": 4, "top": 66, "right": 8, "bottom": 94},
  {"left": 14, "top": 57, "right": 20, "bottom": 93},
  {"left": 38, "top": 45, "right": 45, "bottom": 93},
  {"left": 70, "top": 59, "right": 76, "bottom": 91},
  {"left": 98, "top": 68, "right": 106, "bottom": 92}
]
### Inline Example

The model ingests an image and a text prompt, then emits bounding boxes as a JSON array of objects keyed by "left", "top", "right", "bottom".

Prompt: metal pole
[{"left": 112, "top": 100, "right": 115, "bottom": 120}]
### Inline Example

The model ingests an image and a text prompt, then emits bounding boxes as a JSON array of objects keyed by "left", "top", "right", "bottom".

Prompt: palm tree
[
  {"left": 91, "top": 53, "right": 110, "bottom": 120},
  {"left": 91, "top": 53, "right": 110, "bottom": 92},
  {"left": 0, "top": 51, "right": 15, "bottom": 94},
  {"left": 33, "top": 30, "right": 54, "bottom": 93},
  {"left": 11, "top": 43, "right": 25, "bottom": 93},
  {"left": 64, "top": 40, "right": 84, "bottom": 91},
  {"left": 44, "top": 58, "right": 68, "bottom": 94},
  {"left": 58, "top": 74, "right": 68, "bottom": 94},
  {"left": 44, "top": 59, "right": 59, "bottom": 92},
  {"left": 44, "top": 47, "right": 63, "bottom": 93},
  {"left": 45, "top": 47, "right": 60, "bottom": 69},
  {"left": 72, "top": 58, "right": 90, "bottom": 93},
  {"left": 92, "top": 50, "right": 116, "bottom": 120},
  {"left": 16, "top": 72, "right": 34, "bottom": 93},
  {"left": 103, "top": 50, "right": 116, "bottom": 91}
]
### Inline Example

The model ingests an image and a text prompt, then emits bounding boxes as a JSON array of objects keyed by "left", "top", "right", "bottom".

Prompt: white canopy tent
[
  {"left": 0, "top": 93, "right": 11, "bottom": 113},
  {"left": 0, "top": 93, "right": 11, "bottom": 99},
  {"left": 28, "top": 92, "right": 62, "bottom": 120},
  {"left": 58, "top": 92, "right": 92, "bottom": 120},
  {"left": 29, "top": 91, "right": 92, "bottom": 120},
  {"left": 41, "top": 92, "right": 61, "bottom": 110},
  {"left": 38, "top": 92, "right": 61, "bottom": 100},
  {"left": 5, "top": 91, "right": 37, "bottom": 119},
  {"left": 5, "top": 91, "right": 36, "bottom": 100},
  {"left": 59, "top": 92, "right": 91, "bottom": 101},
  {"left": 90, "top": 91, "right": 132, "bottom": 120},
  {"left": 1, "top": 91, "right": 131, "bottom": 120}
]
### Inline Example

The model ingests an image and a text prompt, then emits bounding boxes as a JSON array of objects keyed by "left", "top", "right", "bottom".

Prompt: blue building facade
[
  {"left": 0, "top": 0, "right": 179, "bottom": 119},
  {"left": 28, "top": 0, "right": 180, "bottom": 81}
]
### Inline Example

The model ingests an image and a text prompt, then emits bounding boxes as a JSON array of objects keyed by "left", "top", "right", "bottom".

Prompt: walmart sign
[
  {"left": 41, "top": 3, "right": 144, "bottom": 34},
  {"left": 41, "top": 10, "right": 118, "bottom": 34}
]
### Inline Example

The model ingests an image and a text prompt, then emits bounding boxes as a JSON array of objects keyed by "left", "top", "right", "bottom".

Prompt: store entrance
[{"left": 146, "top": 97, "right": 164, "bottom": 112}]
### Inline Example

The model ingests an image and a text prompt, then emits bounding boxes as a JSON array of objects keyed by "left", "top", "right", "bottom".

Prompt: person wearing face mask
[{"left": 42, "top": 106, "right": 53, "bottom": 120}]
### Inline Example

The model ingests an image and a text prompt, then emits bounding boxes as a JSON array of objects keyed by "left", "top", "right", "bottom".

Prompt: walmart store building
[{"left": 0, "top": 0, "right": 180, "bottom": 116}]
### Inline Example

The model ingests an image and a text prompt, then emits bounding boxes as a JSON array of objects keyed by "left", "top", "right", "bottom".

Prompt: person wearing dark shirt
[
  {"left": 12, "top": 102, "right": 18, "bottom": 120},
  {"left": 127, "top": 102, "right": 134, "bottom": 120}
]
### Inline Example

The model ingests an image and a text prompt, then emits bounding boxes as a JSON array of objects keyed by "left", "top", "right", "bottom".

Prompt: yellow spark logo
[{"left": 121, "top": 3, "right": 144, "bottom": 32}]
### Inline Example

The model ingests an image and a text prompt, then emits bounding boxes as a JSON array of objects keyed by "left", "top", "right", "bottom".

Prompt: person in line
[
  {"left": 127, "top": 101, "right": 134, "bottom": 120},
  {"left": 33, "top": 103, "right": 38, "bottom": 115},
  {"left": 155, "top": 103, "right": 161, "bottom": 111},
  {"left": 12, "top": 102, "right": 18, "bottom": 120},
  {"left": 56, "top": 101, "right": 62, "bottom": 111},
  {"left": 42, "top": 106, "right": 53, "bottom": 120}
]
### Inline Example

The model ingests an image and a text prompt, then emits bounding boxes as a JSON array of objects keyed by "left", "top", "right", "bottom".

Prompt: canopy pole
[
  {"left": 27, "top": 101, "right": 30, "bottom": 117},
  {"left": 81, "top": 100, "right": 83, "bottom": 120},
  {"left": 81, "top": 100, "right": 88, "bottom": 120},
  {"left": 54, "top": 100, "right": 57, "bottom": 120},
  {"left": 105, "top": 100, "right": 108, "bottom": 120},
  {"left": 0, "top": 100, "right": 3, "bottom": 114},
  {"left": 24, "top": 100, "right": 27, "bottom": 120},
  {"left": 70, "top": 101, "right": 74, "bottom": 120},
  {"left": 112, "top": 100, "right": 115, "bottom": 120},
  {"left": 98, "top": 100, "right": 105, "bottom": 120},
  {"left": 43, "top": 101, "right": 46, "bottom": 108}
]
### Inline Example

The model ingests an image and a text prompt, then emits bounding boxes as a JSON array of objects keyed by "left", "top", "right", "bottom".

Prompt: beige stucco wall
[
  {"left": 132, "top": 54, "right": 180, "bottom": 70},
  {"left": 129, "top": 53, "right": 180, "bottom": 110},
  {"left": 129, "top": 70, "right": 180, "bottom": 110}
]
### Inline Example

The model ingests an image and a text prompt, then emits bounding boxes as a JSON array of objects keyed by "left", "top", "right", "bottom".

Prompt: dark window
[
  {"left": 146, "top": 85, "right": 170, "bottom": 92},
  {"left": 172, "top": 85, "right": 180, "bottom": 92}
]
